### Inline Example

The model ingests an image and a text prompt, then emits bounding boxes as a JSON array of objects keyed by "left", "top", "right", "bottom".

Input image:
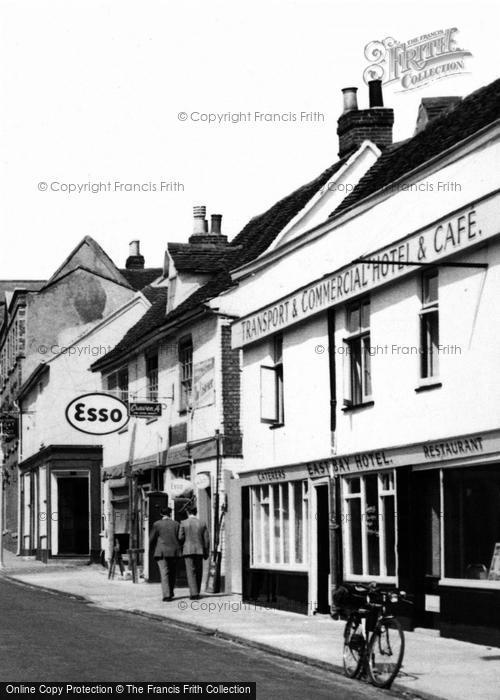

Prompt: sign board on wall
[
  {"left": 193, "top": 357, "right": 215, "bottom": 408},
  {"left": 232, "top": 193, "right": 499, "bottom": 348},
  {"left": 238, "top": 428, "right": 500, "bottom": 484}
]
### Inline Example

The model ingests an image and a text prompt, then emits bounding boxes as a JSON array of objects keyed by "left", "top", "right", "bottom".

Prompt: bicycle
[{"left": 342, "top": 583, "right": 409, "bottom": 689}]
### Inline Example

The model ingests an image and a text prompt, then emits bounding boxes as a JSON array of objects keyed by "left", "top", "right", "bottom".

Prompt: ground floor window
[
  {"left": 250, "top": 480, "right": 308, "bottom": 569},
  {"left": 443, "top": 465, "right": 500, "bottom": 580},
  {"left": 342, "top": 470, "right": 396, "bottom": 580}
]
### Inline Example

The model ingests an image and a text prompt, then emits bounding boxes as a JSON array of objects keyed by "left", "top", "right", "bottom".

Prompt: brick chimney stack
[
  {"left": 188, "top": 206, "right": 228, "bottom": 245},
  {"left": 337, "top": 80, "right": 394, "bottom": 159},
  {"left": 125, "top": 240, "right": 145, "bottom": 270}
]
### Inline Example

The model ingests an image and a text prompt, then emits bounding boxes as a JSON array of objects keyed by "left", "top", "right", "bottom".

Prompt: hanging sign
[
  {"left": 65, "top": 393, "right": 129, "bottom": 435},
  {"left": 0, "top": 416, "right": 17, "bottom": 439},
  {"left": 129, "top": 402, "right": 162, "bottom": 418},
  {"left": 194, "top": 473, "right": 211, "bottom": 490},
  {"left": 167, "top": 477, "right": 193, "bottom": 497}
]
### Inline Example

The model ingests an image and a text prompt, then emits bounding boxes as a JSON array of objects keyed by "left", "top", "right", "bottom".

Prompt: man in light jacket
[
  {"left": 149, "top": 506, "right": 180, "bottom": 602},
  {"left": 178, "top": 506, "right": 210, "bottom": 600}
]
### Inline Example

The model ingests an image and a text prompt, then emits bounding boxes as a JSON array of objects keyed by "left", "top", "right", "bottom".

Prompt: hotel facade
[{"left": 215, "top": 78, "right": 500, "bottom": 646}]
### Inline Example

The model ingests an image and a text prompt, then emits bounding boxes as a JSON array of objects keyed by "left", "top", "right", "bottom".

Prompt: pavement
[{"left": 1, "top": 551, "right": 499, "bottom": 700}]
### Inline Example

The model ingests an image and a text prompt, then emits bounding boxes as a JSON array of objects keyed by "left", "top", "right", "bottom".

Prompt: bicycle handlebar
[{"left": 348, "top": 582, "right": 413, "bottom": 604}]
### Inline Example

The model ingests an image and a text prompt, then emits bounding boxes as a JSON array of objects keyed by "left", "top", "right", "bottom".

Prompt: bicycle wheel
[
  {"left": 343, "top": 613, "right": 365, "bottom": 678},
  {"left": 367, "top": 617, "right": 405, "bottom": 688}
]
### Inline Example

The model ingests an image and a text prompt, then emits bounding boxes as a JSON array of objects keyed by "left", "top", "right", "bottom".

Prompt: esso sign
[
  {"left": 65, "top": 393, "right": 129, "bottom": 435},
  {"left": 194, "top": 473, "right": 210, "bottom": 490},
  {"left": 168, "top": 478, "right": 192, "bottom": 497}
]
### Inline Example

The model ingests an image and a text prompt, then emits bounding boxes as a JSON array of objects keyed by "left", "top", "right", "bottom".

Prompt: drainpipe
[
  {"left": 327, "top": 309, "right": 341, "bottom": 612},
  {"left": 0, "top": 463, "right": 4, "bottom": 568}
]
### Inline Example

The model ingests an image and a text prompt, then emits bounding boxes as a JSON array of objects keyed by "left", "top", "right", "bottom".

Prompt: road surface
[{"left": 0, "top": 576, "right": 394, "bottom": 699}]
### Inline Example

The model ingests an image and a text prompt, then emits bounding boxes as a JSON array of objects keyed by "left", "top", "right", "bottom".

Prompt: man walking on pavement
[
  {"left": 179, "top": 506, "right": 210, "bottom": 600},
  {"left": 149, "top": 506, "right": 180, "bottom": 602}
]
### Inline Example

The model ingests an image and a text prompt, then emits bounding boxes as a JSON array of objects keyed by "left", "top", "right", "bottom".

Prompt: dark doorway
[
  {"left": 58, "top": 477, "right": 89, "bottom": 555},
  {"left": 316, "top": 484, "right": 330, "bottom": 613},
  {"left": 414, "top": 470, "right": 441, "bottom": 628}
]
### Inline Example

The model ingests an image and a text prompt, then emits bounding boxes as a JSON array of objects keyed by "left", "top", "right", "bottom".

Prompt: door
[
  {"left": 316, "top": 484, "right": 330, "bottom": 613},
  {"left": 414, "top": 470, "right": 441, "bottom": 628},
  {"left": 58, "top": 477, "right": 89, "bottom": 555}
]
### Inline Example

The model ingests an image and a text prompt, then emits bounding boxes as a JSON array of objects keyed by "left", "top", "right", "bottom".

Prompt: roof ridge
[{"left": 331, "top": 76, "right": 500, "bottom": 217}]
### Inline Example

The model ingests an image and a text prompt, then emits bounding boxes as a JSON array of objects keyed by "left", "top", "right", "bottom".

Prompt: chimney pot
[
  {"left": 368, "top": 79, "right": 384, "bottom": 108},
  {"left": 210, "top": 214, "right": 222, "bottom": 235},
  {"left": 193, "top": 205, "right": 207, "bottom": 234},
  {"left": 125, "top": 239, "right": 145, "bottom": 270},
  {"left": 342, "top": 87, "right": 358, "bottom": 113},
  {"left": 129, "top": 240, "right": 140, "bottom": 256}
]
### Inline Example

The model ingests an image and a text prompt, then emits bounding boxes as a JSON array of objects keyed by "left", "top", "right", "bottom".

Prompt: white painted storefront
[{"left": 216, "top": 118, "right": 500, "bottom": 644}]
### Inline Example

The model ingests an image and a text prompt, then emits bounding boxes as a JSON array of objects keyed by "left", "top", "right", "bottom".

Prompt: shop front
[
  {"left": 332, "top": 429, "right": 500, "bottom": 646},
  {"left": 237, "top": 429, "right": 500, "bottom": 644},
  {"left": 240, "top": 461, "right": 334, "bottom": 615},
  {"left": 19, "top": 445, "right": 102, "bottom": 562}
]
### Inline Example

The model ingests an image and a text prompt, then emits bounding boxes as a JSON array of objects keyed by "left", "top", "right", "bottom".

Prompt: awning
[
  {"left": 103, "top": 464, "right": 127, "bottom": 481},
  {"left": 108, "top": 477, "right": 128, "bottom": 490},
  {"left": 190, "top": 438, "right": 217, "bottom": 461},
  {"left": 166, "top": 443, "right": 190, "bottom": 467},
  {"left": 131, "top": 456, "right": 160, "bottom": 474},
  {"left": 111, "top": 492, "right": 129, "bottom": 503}
]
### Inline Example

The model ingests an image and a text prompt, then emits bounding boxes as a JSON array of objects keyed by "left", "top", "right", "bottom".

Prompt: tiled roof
[
  {"left": 120, "top": 268, "right": 163, "bottom": 290},
  {"left": 91, "top": 285, "right": 169, "bottom": 370},
  {"left": 230, "top": 159, "right": 347, "bottom": 265},
  {"left": 91, "top": 159, "right": 347, "bottom": 370},
  {"left": 168, "top": 244, "right": 241, "bottom": 273},
  {"left": 332, "top": 77, "right": 500, "bottom": 216}
]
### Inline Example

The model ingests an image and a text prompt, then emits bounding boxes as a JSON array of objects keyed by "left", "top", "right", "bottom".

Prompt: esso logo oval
[{"left": 65, "top": 393, "right": 129, "bottom": 435}]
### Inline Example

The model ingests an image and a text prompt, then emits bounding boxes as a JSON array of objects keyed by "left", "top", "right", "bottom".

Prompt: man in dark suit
[
  {"left": 179, "top": 507, "right": 210, "bottom": 600},
  {"left": 149, "top": 506, "right": 180, "bottom": 601}
]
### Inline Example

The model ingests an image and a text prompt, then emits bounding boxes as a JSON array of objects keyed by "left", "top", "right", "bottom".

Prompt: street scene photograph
[{"left": 1, "top": 0, "right": 500, "bottom": 698}]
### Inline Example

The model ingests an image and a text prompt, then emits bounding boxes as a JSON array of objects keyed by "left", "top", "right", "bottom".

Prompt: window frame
[
  {"left": 342, "top": 470, "right": 397, "bottom": 583},
  {"left": 145, "top": 352, "right": 159, "bottom": 402},
  {"left": 419, "top": 269, "right": 440, "bottom": 382},
  {"left": 178, "top": 336, "right": 193, "bottom": 413},
  {"left": 260, "top": 334, "right": 285, "bottom": 425},
  {"left": 344, "top": 298, "right": 372, "bottom": 407},
  {"left": 439, "top": 465, "right": 500, "bottom": 590},
  {"left": 106, "top": 366, "right": 129, "bottom": 404},
  {"left": 250, "top": 480, "right": 309, "bottom": 571}
]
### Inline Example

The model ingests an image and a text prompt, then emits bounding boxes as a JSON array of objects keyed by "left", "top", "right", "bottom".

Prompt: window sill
[
  {"left": 269, "top": 423, "right": 285, "bottom": 431},
  {"left": 341, "top": 400, "right": 374, "bottom": 412},
  {"left": 439, "top": 578, "right": 500, "bottom": 590},
  {"left": 344, "top": 575, "right": 397, "bottom": 584},
  {"left": 415, "top": 381, "right": 442, "bottom": 393},
  {"left": 250, "top": 563, "right": 308, "bottom": 573}
]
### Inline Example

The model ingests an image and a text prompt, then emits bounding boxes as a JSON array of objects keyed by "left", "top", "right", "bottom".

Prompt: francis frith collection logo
[{"left": 363, "top": 28, "right": 472, "bottom": 91}]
